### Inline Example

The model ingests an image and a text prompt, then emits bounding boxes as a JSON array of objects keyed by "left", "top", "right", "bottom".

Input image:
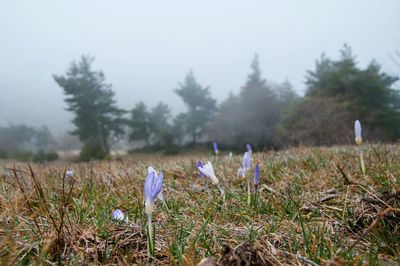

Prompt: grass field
[{"left": 0, "top": 144, "right": 399, "bottom": 265}]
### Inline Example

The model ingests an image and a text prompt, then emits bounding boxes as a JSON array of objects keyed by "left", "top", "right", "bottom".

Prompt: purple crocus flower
[
  {"left": 246, "top": 144, "right": 252, "bottom": 154},
  {"left": 144, "top": 167, "right": 163, "bottom": 215},
  {"left": 213, "top": 141, "right": 219, "bottom": 155},
  {"left": 243, "top": 151, "right": 251, "bottom": 171},
  {"left": 112, "top": 209, "right": 125, "bottom": 221},
  {"left": 254, "top": 164, "right": 259, "bottom": 186}
]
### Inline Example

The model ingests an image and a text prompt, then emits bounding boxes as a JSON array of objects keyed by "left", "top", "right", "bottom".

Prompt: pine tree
[
  {"left": 128, "top": 101, "right": 150, "bottom": 147},
  {"left": 148, "top": 102, "right": 173, "bottom": 147},
  {"left": 53, "top": 55, "right": 125, "bottom": 160},
  {"left": 175, "top": 70, "right": 217, "bottom": 144}
]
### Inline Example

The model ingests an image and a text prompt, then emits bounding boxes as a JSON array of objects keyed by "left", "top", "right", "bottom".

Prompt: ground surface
[{"left": 0, "top": 144, "right": 399, "bottom": 265}]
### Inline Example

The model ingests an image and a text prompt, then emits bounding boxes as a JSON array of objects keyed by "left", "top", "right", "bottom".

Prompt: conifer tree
[{"left": 54, "top": 55, "right": 125, "bottom": 160}]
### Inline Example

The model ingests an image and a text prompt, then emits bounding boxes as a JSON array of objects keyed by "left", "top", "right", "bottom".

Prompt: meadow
[{"left": 0, "top": 144, "right": 399, "bottom": 265}]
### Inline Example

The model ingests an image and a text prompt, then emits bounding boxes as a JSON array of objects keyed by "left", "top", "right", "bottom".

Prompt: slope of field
[{"left": 0, "top": 144, "right": 399, "bottom": 265}]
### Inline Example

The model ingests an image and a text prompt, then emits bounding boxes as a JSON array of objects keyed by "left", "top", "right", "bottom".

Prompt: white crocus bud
[
  {"left": 354, "top": 120, "right": 362, "bottom": 145},
  {"left": 65, "top": 170, "right": 73, "bottom": 178}
]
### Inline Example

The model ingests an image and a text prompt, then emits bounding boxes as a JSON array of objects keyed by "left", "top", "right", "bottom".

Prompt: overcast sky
[{"left": 0, "top": 0, "right": 399, "bottom": 133}]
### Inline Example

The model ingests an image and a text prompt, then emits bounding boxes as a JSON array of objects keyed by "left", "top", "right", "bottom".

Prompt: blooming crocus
[
  {"left": 354, "top": 120, "right": 362, "bottom": 145},
  {"left": 144, "top": 166, "right": 163, "bottom": 256},
  {"left": 197, "top": 161, "right": 219, "bottom": 185},
  {"left": 213, "top": 141, "right": 219, "bottom": 155},
  {"left": 246, "top": 144, "right": 252, "bottom": 154},
  {"left": 197, "top": 161, "right": 224, "bottom": 201},
  {"left": 112, "top": 209, "right": 125, "bottom": 221}
]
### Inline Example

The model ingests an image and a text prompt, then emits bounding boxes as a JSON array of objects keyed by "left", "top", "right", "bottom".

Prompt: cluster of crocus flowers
[
  {"left": 354, "top": 120, "right": 365, "bottom": 176},
  {"left": 144, "top": 166, "right": 163, "bottom": 256},
  {"left": 242, "top": 151, "right": 252, "bottom": 205},
  {"left": 197, "top": 161, "right": 225, "bottom": 201}
]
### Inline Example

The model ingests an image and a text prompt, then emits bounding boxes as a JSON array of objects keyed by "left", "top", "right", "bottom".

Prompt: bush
[
  {"left": 14, "top": 151, "right": 35, "bottom": 162},
  {"left": 0, "top": 149, "right": 7, "bottom": 159},
  {"left": 79, "top": 142, "right": 108, "bottom": 161},
  {"left": 33, "top": 150, "right": 59, "bottom": 163}
]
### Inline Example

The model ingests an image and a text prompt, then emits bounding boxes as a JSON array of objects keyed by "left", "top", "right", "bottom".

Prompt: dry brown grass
[{"left": 0, "top": 144, "right": 399, "bottom": 265}]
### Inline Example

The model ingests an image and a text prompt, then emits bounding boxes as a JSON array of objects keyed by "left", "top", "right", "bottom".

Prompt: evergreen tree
[
  {"left": 211, "top": 55, "right": 297, "bottom": 149},
  {"left": 175, "top": 70, "right": 217, "bottom": 144},
  {"left": 53, "top": 55, "right": 125, "bottom": 160},
  {"left": 35, "top": 125, "right": 56, "bottom": 151},
  {"left": 238, "top": 54, "right": 281, "bottom": 148},
  {"left": 148, "top": 102, "right": 174, "bottom": 147},
  {"left": 304, "top": 45, "right": 400, "bottom": 141},
  {"left": 128, "top": 101, "right": 150, "bottom": 147}
]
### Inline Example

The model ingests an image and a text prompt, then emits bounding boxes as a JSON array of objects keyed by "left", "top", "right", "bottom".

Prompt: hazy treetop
[{"left": 0, "top": 0, "right": 399, "bottom": 131}]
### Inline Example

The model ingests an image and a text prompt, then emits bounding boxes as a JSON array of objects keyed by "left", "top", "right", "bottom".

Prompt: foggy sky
[{"left": 0, "top": 0, "right": 399, "bottom": 134}]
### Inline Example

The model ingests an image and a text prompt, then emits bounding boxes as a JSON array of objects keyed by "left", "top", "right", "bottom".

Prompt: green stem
[
  {"left": 360, "top": 149, "right": 365, "bottom": 177},
  {"left": 147, "top": 213, "right": 154, "bottom": 256},
  {"left": 247, "top": 177, "right": 251, "bottom": 206},
  {"left": 218, "top": 185, "right": 225, "bottom": 203},
  {"left": 254, "top": 185, "right": 258, "bottom": 207}
]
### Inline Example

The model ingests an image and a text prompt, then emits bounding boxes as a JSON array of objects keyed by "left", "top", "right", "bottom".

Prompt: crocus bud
[
  {"left": 243, "top": 152, "right": 251, "bottom": 171},
  {"left": 246, "top": 144, "right": 252, "bottom": 154},
  {"left": 354, "top": 120, "right": 362, "bottom": 145},
  {"left": 144, "top": 167, "right": 163, "bottom": 215},
  {"left": 65, "top": 170, "right": 73, "bottom": 178},
  {"left": 254, "top": 164, "right": 259, "bottom": 186},
  {"left": 237, "top": 167, "right": 245, "bottom": 178},
  {"left": 112, "top": 209, "right": 125, "bottom": 221},
  {"left": 213, "top": 142, "right": 219, "bottom": 155}
]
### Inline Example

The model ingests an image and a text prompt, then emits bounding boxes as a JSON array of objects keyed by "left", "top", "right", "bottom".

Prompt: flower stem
[
  {"left": 254, "top": 185, "right": 258, "bottom": 207},
  {"left": 360, "top": 149, "right": 365, "bottom": 177},
  {"left": 218, "top": 185, "right": 225, "bottom": 202},
  {"left": 147, "top": 213, "right": 154, "bottom": 256},
  {"left": 247, "top": 178, "right": 251, "bottom": 206}
]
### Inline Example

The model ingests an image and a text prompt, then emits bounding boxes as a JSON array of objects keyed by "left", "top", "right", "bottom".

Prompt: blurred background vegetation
[{"left": 1, "top": 45, "right": 399, "bottom": 161}]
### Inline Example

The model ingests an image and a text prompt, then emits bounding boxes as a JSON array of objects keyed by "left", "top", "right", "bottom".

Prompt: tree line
[
  {"left": 51, "top": 44, "right": 399, "bottom": 160},
  {"left": 2, "top": 44, "right": 397, "bottom": 161}
]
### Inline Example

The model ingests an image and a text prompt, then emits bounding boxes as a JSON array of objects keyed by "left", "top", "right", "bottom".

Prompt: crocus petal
[{"left": 144, "top": 171, "right": 156, "bottom": 202}]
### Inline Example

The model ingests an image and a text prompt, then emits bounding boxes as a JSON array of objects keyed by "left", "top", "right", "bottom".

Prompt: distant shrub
[
  {"left": 79, "top": 142, "right": 108, "bottom": 161},
  {"left": 0, "top": 149, "right": 7, "bottom": 159},
  {"left": 14, "top": 151, "right": 35, "bottom": 162},
  {"left": 163, "top": 146, "right": 180, "bottom": 155},
  {"left": 33, "top": 150, "right": 59, "bottom": 163}
]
